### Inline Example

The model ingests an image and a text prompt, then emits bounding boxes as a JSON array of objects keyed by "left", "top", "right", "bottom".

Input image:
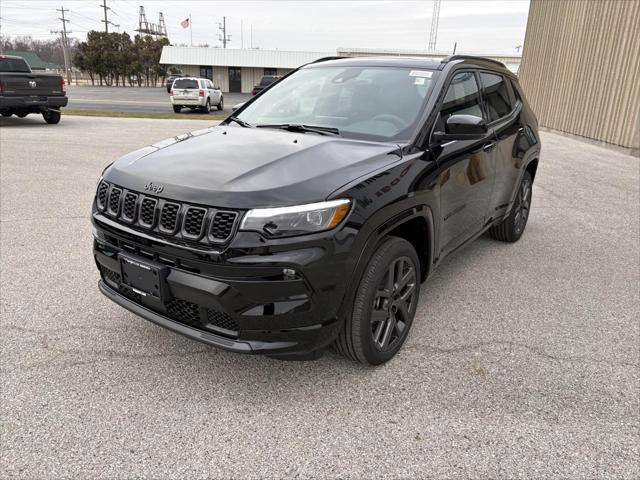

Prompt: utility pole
[
  {"left": 217, "top": 16, "right": 230, "bottom": 48},
  {"left": 428, "top": 0, "right": 441, "bottom": 52},
  {"left": 55, "top": 6, "right": 72, "bottom": 85},
  {"left": 100, "top": 0, "right": 114, "bottom": 33}
]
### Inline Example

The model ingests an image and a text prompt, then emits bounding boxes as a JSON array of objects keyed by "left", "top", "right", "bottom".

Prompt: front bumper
[
  {"left": 99, "top": 281, "right": 340, "bottom": 354},
  {"left": 0, "top": 95, "right": 68, "bottom": 110},
  {"left": 93, "top": 213, "right": 354, "bottom": 355}
]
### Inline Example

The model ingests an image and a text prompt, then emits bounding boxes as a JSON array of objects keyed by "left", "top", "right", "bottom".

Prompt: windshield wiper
[
  {"left": 256, "top": 124, "right": 340, "bottom": 136},
  {"left": 225, "top": 116, "right": 253, "bottom": 128}
]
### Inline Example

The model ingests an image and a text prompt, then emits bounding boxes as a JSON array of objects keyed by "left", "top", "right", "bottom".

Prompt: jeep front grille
[
  {"left": 210, "top": 211, "right": 238, "bottom": 241},
  {"left": 122, "top": 192, "right": 138, "bottom": 222},
  {"left": 183, "top": 207, "right": 207, "bottom": 238},
  {"left": 95, "top": 181, "right": 240, "bottom": 246},
  {"left": 97, "top": 181, "right": 109, "bottom": 210},
  {"left": 107, "top": 187, "right": 122, "bottom": 216},
  {"left": 140, "top": 198, "right": 157, "bottom": 227},
  {"left": 159, "top": 202, "right": 180, "bottom": 232}
]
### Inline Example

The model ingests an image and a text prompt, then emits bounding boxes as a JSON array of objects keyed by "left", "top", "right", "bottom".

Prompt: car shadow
[{"left": 0, "top": 115, "right": 50, "bottom": 128}]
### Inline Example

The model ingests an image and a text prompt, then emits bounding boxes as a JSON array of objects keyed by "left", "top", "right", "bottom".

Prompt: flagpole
[{"left": 189, "top": 14, "right": 193, "bottom": 46}]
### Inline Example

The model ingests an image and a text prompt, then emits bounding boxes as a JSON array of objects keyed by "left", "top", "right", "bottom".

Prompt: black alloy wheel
[
  {"left": 514, "top": 175, "right": 531, "bottom": 236},
  {"left": 371, "top": 256, "right": 417, "bottom": 351},
  {"left": 334, "top": 236, "right": 420, "bottom": 365},
  {"left": 489, "top": 170, "right": 533, "bottom": 242}
]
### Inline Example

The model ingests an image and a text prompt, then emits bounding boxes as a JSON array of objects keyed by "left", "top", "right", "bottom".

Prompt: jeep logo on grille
[{"left": 144, "top": 182, "right": 164, "bottom": 194}]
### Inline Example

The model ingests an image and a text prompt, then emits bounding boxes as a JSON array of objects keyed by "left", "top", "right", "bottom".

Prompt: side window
[
  {"left": 207, "top": 80, "right": 214, "bottom": 89},
  {"left": 480, "top": 73, "right": 512, "bottom": 121},
  {"left": 435, "top": 71, "right": 483, "bottom": 132}
]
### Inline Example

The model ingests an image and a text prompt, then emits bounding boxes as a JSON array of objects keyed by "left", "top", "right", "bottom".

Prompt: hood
[{"left": 104, "top": 126, "right": 402, "bottom": 209}]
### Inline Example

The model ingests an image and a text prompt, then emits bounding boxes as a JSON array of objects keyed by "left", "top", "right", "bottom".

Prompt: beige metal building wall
[{"left": 518, "top": 0, "right": 640, "bottom": 154}]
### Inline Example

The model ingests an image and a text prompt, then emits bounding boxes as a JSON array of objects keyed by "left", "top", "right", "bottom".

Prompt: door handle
[{"left": 483, "top": 142, "right": 496, "bottom": 152}]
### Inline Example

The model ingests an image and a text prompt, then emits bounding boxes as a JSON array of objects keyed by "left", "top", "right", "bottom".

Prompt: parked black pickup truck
[{"left": 0, "top": 55, "right": 68, "bottom": 124}]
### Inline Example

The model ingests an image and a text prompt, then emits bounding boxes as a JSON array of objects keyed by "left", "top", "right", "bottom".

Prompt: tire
[
  {"left": 16, "top": 112, "right": 28, "bottom": 118},
  {"left": 1, "top": 112, "right": 12, "bottom": 117},
  {"left": 489, "top": 171, "right": 532, "bottom": 242},
  {"left": 172, "top": 105, "right": 181, "bottom": 113},
  {"left": 42, "top": 110, "right": 61, "bottom": 124},
  {"left": 203, "top": 98, "right": 211, "bottom": 113},
  {"left": 217, "top": 96, "right": 224, "bottom": 111},
  {"left": 334, "top": 236, "right": 420, "bottom": 365}
]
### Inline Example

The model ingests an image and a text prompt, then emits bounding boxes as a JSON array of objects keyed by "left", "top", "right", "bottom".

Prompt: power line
[{"left": 73, "top": 11, "right": 103, "bottom": 26}]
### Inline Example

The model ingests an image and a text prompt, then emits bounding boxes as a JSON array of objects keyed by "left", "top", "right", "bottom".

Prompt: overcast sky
[{"left": 0, "top": 0, "right": 530, "bottom": 55}]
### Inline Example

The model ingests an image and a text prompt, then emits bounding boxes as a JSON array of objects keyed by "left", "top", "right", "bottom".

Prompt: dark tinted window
[
  {"left": 480, "top": 73, "right": 512, "bottom": 121},
  {"left": 173, "top": 79, "right": 198, "bottom": 89},
  {"left": 259, "top": 75, "right": 277, "bottom": 87},
  {"left": 0, "top": 57, "right": 31, "bottom": 73},
  {"left": 436, "top": 71, "right": 483, "bottom": 131}
]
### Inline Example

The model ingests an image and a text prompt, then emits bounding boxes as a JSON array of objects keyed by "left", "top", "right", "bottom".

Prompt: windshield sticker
[
  {"left": 409, "top": 70, "right": 433, "bottom": 78},
  {"left": 414, "top": 77, "right": 426, "bottom": 85}
]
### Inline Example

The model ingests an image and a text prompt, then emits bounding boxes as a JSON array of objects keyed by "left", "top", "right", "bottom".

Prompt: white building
[
  {"left": 159, "top": 46, "right": 521, "bottom": 93},
  {"left": 159, "top": 47, "right": 333, "bottom": 93}
]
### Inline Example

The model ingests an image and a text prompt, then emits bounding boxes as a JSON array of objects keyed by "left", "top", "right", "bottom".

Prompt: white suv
[{"left": 170, "top": 77, "right": 223, "bottom": 113}]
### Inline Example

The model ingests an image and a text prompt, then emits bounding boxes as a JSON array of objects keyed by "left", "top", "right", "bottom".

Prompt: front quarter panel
[{"left": 327, "top": 149, "right": 441, "bottom": 313}]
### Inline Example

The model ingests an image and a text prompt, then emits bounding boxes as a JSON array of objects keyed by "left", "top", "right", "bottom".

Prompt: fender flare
[{"left": 336, "top": 204, "right": 435, "bottom": 320}]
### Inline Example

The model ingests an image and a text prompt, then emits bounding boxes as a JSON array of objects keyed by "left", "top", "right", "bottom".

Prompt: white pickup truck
[{"left": 169, "top": 77, "right": 223, "bottom": 113}]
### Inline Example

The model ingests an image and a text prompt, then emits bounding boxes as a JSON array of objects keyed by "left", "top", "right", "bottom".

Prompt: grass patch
[{"left": 64, "top": 109, "right": 225, "bottom": 121}]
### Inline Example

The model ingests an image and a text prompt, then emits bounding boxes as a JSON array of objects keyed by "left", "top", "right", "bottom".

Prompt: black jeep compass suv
[{"left": 92, "top": 56, "right": 540, "bottom": 364}]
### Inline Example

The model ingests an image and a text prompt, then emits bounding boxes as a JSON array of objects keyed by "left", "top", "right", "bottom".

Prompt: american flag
[{"left": 180, "top": 18, "right": 189, "bottom": 29}]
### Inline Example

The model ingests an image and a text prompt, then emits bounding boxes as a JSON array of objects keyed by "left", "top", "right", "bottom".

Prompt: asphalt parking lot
[
  {"left": 1, "top": 114, "right": 639, "bottom": 478},
  {"left": 66, "top": 85, "right": 251, "bottom": 114}
]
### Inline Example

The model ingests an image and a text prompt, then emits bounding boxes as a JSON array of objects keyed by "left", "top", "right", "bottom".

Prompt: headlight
[{"left": 240, "top": 199, "right": 351, "bottom": 237}]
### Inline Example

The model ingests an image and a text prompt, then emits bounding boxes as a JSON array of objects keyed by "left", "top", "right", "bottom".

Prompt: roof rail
[
  {"left": 440, "top": 55, "right": 506, "bottom": 68},
  {"left": 310, "top": 56, "right": 346, "bottom": 64}
]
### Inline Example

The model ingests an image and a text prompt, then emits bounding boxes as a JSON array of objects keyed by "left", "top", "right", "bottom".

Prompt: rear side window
[
  {"left": 480, "top": 73, "right": 512, "bottom": 121},
  {"left": 260, "top": 76, "right": 276, "bottom": 87},
  {"left": 173, "top": 79, "right": 198, "bottom": 89},
  {"left": 0, "top": 57, "right": 30, "bottom": 73},
  {"left": 440, "top": 71, "right": 483, "bottom": 120}
]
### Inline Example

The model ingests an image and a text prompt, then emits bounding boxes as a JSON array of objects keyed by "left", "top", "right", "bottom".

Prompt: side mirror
[
  {"left": 433, "top": 114, "right": 487, "bottom": 143},
  {"left": 214, "top": 86, "right": 220, "bottom": 90}
]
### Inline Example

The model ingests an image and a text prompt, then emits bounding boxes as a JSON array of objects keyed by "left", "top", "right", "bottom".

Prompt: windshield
[
  {"left": 173, "top": 79, "right": 198, "bottom": 89},
  {"left": 237, "top": 66, "right": 436, "bottom": 141}
]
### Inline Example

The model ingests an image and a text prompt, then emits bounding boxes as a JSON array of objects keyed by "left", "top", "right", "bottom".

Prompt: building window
[
  {"left": 264, "top": 68, "right": 277, "bottom": 76},
  {"left": 199, "top": 66, "right": 213, "bottom": 80}
]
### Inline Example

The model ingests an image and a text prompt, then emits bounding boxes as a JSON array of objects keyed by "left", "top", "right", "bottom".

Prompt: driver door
[{"left": 433, "top": 71, "right": 496, "bottom": 256}]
